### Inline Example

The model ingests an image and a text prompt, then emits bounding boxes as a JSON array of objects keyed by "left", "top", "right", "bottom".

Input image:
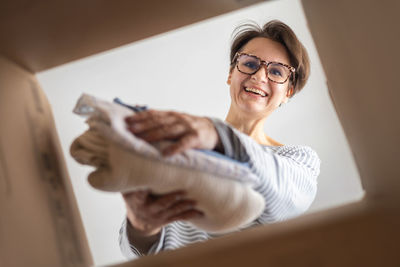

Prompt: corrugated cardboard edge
[{"left": 0, "top": 55, "right": 93, "bottom": 267}]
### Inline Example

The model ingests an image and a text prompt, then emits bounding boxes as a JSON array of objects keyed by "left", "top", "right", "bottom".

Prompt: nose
[{"left": 250, "top": 65, "right": 268, "bottom": 83}]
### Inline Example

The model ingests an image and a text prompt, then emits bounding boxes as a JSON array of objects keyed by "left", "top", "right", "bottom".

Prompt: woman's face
[{"left": 227, "top": 37, "right": 293, "bottom": 119}]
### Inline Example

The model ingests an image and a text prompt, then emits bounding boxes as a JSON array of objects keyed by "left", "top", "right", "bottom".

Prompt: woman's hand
[
  {"left": 125, "top": 110, "right": 221, "bottom": 156},
  {"left": 122, "top": 190, "right": 204, "bottom": 236}
]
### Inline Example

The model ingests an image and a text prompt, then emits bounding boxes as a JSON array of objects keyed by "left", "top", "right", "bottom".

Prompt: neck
[{"left": 225, "top": 105, "right": 270, "bottom": 144}]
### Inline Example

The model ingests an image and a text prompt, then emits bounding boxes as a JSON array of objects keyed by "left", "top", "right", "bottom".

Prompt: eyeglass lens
[{"left": 237, "top": 54, "right": 291, "bottom": 83}]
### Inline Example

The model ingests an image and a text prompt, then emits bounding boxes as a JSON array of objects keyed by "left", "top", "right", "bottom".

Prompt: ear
[
  {"left": 281, "top": 87, "right": 294, "bottom": 104},
  {"left": 286, "top": 87, "right": 294, "bottom": 97},
  {"left": 227, "top": 72, "right": 232, "bottom": 85}
]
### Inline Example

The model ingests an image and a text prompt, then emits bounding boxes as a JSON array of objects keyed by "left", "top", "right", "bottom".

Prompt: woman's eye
[
  {"left": 269, "top": 68, "right": 283, "bottom": 77},
  {"left": 243, "top": 61, "right": 259, "bottom": 70}
]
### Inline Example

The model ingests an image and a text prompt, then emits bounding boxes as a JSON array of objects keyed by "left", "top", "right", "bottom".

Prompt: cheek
[
  {"left": 271, "top": 83, "right": 288, "bottom": 96},
  {"left": 266, "top": 87, "right": 285, "bottom": 105},
  {"left": 230, "top": 71, "right": 248, "bottom": 89}
]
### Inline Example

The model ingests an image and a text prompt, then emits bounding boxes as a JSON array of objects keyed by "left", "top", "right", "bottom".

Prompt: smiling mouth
[{"left": 244, "top": 87, "right": 267, "bottom": 97}]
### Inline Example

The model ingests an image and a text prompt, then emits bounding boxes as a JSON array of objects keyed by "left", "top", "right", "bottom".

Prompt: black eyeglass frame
[{"left": 233, "top": 52, "right": 296, "bottom": 84}]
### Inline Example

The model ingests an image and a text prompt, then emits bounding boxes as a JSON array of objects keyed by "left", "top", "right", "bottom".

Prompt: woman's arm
[
  {"left": 119, "top": 111, "right": 320, "bottom": 257},
  {"left": 210, "top": 118, "right": 320, "bottom": 222},
  {"left": 119, "top": 190, "right": 203, "bottom": 257}
]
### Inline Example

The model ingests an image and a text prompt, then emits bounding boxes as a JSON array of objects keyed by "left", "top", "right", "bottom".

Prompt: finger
[
  {"left": 125, "top": 110, "right": 157, "bottom": 122},
  {"left": 126, "top": 113, "right": 178, "bottom": 134},
  {"left": 156, "top": 200, "right": 198, "bottom": 220},
  {"left": 122, "top": 190, "right": 146, "bottom": 200},
  {"left": 128, "top": 116, "right": 178, "bottom": 133},
  {"left": 136, "top": 123, "right": 188, "bottom": 142},
  {"left": 147, "top": 190, "right": 185, "bottom": 202},
  {"left": 166, "top": 209, "right": 204, "bottom": 223},
  {"left": 162, "top": 133, "right": 198, "bottom": 156},
  {"left": 125, "top": 110, "right": 168, "bottom": 123},
  {"left": 122, "top": 189, "right": 149, "bottom": 205},
  {"left": 145, "top": 191, "right": 187, "bottom": 214}
]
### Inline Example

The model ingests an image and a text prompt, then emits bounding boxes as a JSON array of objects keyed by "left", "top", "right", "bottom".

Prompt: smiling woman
[{"left": 119, "top": 20, "right": 320, "bottom": 258}]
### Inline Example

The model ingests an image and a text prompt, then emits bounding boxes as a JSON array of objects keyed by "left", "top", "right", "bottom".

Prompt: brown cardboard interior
[
  {"left": 0, "top": 56, "right": 92, "bottom": 267},
  {"left": 113, "top": 201, "right": 400, "bottom": 267},
  {"left": 1, "top": 0, "right": 399, "bottom": 266},
  {"left": 302, "top": 0, "right": 400, "bottom": 200},
  {"left": 0, "top": 0, "right": 264, "bottom": 73}
]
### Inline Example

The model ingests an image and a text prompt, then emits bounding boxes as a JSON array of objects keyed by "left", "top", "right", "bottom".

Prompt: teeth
[{"left": 245, "top": 87, "right": 266, "bottom": 97}]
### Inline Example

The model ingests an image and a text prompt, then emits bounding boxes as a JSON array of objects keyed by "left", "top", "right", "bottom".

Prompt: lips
[{"left": 243, "top": 86, "right": 268, "bottom": 97}]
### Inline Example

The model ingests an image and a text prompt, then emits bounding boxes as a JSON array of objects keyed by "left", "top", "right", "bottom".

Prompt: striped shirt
[{"left": 119, "top": 118, "right": 320, "bottom": 258}]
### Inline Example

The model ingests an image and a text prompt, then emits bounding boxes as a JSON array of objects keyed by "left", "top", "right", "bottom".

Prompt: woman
[{"left": 119, "top": 20, "right": 320, "bottom": 258}]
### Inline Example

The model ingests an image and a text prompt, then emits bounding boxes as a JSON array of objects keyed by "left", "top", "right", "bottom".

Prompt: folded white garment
[
  {"left": 70, "top": 94, "right": 265, "bottom": 233},
  {"left": 70, "top": 129, "right": 109, "bottom": 167}
]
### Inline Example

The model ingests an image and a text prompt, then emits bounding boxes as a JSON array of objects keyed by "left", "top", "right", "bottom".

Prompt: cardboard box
[
  {"left": 0, "top": 0, "right": 264, "bottom": 72},
  {"left": 1, "top": 0, "right": 399, "bottom": 266},
  {"left": 0, "top": 56, "right": 92, "bottom": 267}
]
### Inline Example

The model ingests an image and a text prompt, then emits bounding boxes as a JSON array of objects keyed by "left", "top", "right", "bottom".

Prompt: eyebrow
[
  {"left": 242, "top": 52, "right": 285, "bottom": 64},
  {"left": 238, "top": 52, "right": 294, "bottom": 71}
]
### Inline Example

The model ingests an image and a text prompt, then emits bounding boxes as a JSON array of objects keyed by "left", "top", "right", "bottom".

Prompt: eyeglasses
[{"left": 233, "top": 52, "right": 295, "bottom": 84}]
